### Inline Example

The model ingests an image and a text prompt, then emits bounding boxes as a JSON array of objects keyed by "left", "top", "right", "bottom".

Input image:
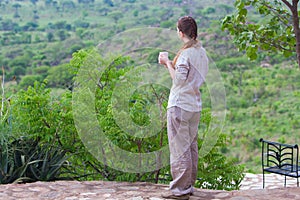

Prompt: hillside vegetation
[{"left": 0, "top": 0, "right": 299, "bottom": 175}]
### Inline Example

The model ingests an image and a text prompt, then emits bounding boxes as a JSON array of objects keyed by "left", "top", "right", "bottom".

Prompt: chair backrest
[{"left": 260, "top": 138, "right": 299, "bottom": 172}]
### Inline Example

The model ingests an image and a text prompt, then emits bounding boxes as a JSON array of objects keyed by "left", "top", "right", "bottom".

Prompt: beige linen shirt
[{"left": 167, "top": 42, "right": 209, "bottom": 112}]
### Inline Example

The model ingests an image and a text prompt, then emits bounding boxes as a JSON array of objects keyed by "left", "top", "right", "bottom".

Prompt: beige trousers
[{"left": 167, "top": 106, "right": 200, "bottom": 196}]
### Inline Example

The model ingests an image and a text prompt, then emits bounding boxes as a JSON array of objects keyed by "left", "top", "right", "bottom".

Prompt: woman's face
[{"left": 177, "top": 27, "right": 183, "bottom": 39}]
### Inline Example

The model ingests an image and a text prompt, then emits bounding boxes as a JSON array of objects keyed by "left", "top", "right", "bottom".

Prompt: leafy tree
[
  {"left": 133, "top": 10, "right": 139, "bottom": 17},
  {"left": 203, "top": 7, "right": 216, "bottom": 15},
  {"left": 12, "top": 3, "right": 21, "bottom": 18},
  {"left": 108, "top": 11, "right": 123, "bottom": 23},
  {"left": 57, "top": 30, "right": 69, "bottom": 41},
  {"left": 221, "top": 0, "right": 300, "bottom": 68},
  {"left": 50, "top": 21, "right": 71, "bottom": 30},
  {"left": 11, "top": 66, "right": 26, "bottom": 76},
  {"left": 18, "top": 75, "right": 43, "bottom": 89},
  {"left": 46, "top": 63, "right": 74, "bottom": 89},
  {"left": 46, "top": 32, "right": 54, "bottom": 42},
  {"left": 33, "top": 10, "right": 39, "bottom": 20},
  {"left": 30, "top": 0, "right": 38, "bottom": 5},
  {"left": 103, "top": 0, "right": 113, "bottom": 7},
  {"left": 62, "top": 0, "right": 76, "bottom": 11},
  {"left": 22, "top": 22, "right": 39, "bottom": 31},
  {"left": 160, "top": 20, "right": 173, "bottom": 28},
  {"left": 81, "top": 10, "right": 88, "bottom": 19},
  {"left": 74, "top": 20, "right": 90, "bottom": 28},
  {"left": 53, "top": 1, "right": 59, "bottom": 12},
  {"left": 0, "top": 19, "right": 17, "bottom": 31},
  {"left": 8, "top": 55, "right": 30, "bottom": 68},
  {"left": 45, "top": 0, "right": 53, "bottom": 7},
  {"left": 98, "top": 8, "right": 109, "bottom": 16},
  {"left": 32, "top": 65, "right": 50, "bottom": 78}
]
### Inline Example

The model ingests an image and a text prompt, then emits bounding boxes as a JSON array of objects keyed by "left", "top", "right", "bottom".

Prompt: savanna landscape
[{"left": 0, "top": 0, "right": 299, "bottom": 190}]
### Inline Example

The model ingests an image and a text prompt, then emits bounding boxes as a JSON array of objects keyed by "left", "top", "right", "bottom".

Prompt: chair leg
[
  {"left": 297, "top": 177, "right": 299, "bottom": 187},
  {"left": 284, "top": 176, "right": 286, "bottom": 187},
  {"left": 263, "top": 171, "right": 265, "bottom": 189}
]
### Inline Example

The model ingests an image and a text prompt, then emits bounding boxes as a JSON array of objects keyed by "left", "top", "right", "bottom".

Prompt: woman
[{"left": 158, "top": 16, "right": 209, "bottom": 200}]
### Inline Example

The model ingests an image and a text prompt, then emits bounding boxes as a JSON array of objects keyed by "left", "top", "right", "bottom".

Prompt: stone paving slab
[
  {"left": 240, "top": 173, "right": 299, "bottom": 190},
  {"left": 0, "top": 173, "right": 300, "bottom": 200}
]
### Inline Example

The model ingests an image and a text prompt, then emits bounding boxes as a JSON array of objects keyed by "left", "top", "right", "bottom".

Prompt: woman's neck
[{"left": 182, "top": 37, "right": 191, "bottom": 44}]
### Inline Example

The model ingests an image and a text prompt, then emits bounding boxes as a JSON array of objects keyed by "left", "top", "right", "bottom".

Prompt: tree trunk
[
  {"left": 283, "top": 0, "right": 300, "bottom": 68},
  {"left": 291, "top": 0, "right": 300, "bottom": 68}
]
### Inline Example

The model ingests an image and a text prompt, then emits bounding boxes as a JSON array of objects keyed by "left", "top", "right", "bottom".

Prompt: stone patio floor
[{"left": 0, "top": 173, "right": 300, "bottom": 200}]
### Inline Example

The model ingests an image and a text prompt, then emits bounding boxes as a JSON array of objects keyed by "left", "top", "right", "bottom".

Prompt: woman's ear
[{"left": 178, "top": 30, "right": 184, "bottom": 38}]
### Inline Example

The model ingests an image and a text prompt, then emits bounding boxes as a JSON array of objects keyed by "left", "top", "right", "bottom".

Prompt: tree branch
[
  {"left": 281, "top": 0, "right": 293, "bottom": 10},
  {"left": 260, "top": 1, "right": 291, "bottom": 25},
  {"left": 258, "top": 37, "right": 292, "bottom": 52},
  {"left": 249, "top": 29, "right": 293, "bottom": 52}
]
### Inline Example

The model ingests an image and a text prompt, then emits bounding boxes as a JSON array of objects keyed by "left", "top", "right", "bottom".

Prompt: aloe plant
[
  {"left": 0, "top": 137, "right": 70, "bottom": 184},
  {"left": 26, "top": 142, "right": 69, "bottom": 181},
  {"left": 0, "top": 134, "right": 27, "bottom": 184}
]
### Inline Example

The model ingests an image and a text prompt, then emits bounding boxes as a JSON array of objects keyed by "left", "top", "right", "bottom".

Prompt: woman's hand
[{"left": 158, "top": 52, "right": 170, "bottom": 67}]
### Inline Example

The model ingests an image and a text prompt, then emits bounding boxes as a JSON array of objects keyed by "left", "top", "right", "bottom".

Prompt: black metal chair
[{"left": 260, "top": 138, "right": 300, "bottom": 188}]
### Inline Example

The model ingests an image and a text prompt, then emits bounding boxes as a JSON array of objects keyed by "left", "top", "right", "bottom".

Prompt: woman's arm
[
  {"left": 158, "top": 53, "right": 175, "bottom": 80},
  {"left": 166, "top": 60, "right": 175, "bottom": 80}
]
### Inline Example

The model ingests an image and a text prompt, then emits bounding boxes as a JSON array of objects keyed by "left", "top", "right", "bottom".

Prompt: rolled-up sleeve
[{"left": 174, "top": 54, "right": 189, "bottom": 85}]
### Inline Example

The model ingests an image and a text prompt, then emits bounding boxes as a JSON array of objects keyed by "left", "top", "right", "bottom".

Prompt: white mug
[{"left": 159, "top": 51, "right": 169, "bottom": 64}]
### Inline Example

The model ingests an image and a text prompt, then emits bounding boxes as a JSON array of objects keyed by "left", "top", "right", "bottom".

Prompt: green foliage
[
  {"left": 216, "top": 56, "right": 252, "bottom": 71},
  {"left": 221, "top": 0, "right": 296, "bottom": 62},
  {"left": 46, "top": 32, "right": 54, "bottom": 42},
  {"left": 3, "top": 0, "right": 290, "bottom": 187},
  {"left": 18, "top": 75, "right": 43, "bottom": 90},
  {"left": 8, "top": 55, "right": 31, "bottom": 68},
  {"left": 222, "top": 64, "right": 300, "bottom": 172},
  {"left": 0, "top": 80, "right": 86, "bottom": 183},
  {"left": 46, "top": 64, "right": 74, "bottom": 89},
  {"left": 32, "top": 65, "right": 50, "bottom": 78},
  {"left": 11, "top": 66, "right": 26, "bottom": 76},
  {"left": 203, "top": 7, "right": 216, "bottom": 15},
  {"left": 195, "top": 108, "right": 245, "bottom": 190},
  {"left": 70, "top": 48, "right": 244, "bottom": 188},
  {"left": 0, "top": 83, "right": 70, "bottom": 184},
  {"left": 0, "top": 137, "right": 69, "bottom": 184},
  {"left": 10, "top": 81, "right": 80, "bottom": 154},
  {"left": 108, "top": 11, "right": 124, "bottom": 23},
  {"left": 0, "top": 43, "right": 245, "bottom": 189},
  {"left": 160, "top": 20, "right": 173, "bottom": 28},
  {"left": 197, "top": 134, "right": 244, "bottom": 190}
]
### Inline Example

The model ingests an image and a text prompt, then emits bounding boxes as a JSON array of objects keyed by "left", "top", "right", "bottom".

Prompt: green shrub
[
  {"left": 195, "top": 109, "right": 245, "bottom": 190},
  {"left": 69, "top": 48, "right": 245, "bottom": 189},
  {"left": 0, "top": 49, "right": 245, "bottom": 190},
  {"left": 18, "top": 75, "right": 43, "bottom": 90},
  {"left": 0, "top": 137, "right": 69, "bottom": 184}
]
